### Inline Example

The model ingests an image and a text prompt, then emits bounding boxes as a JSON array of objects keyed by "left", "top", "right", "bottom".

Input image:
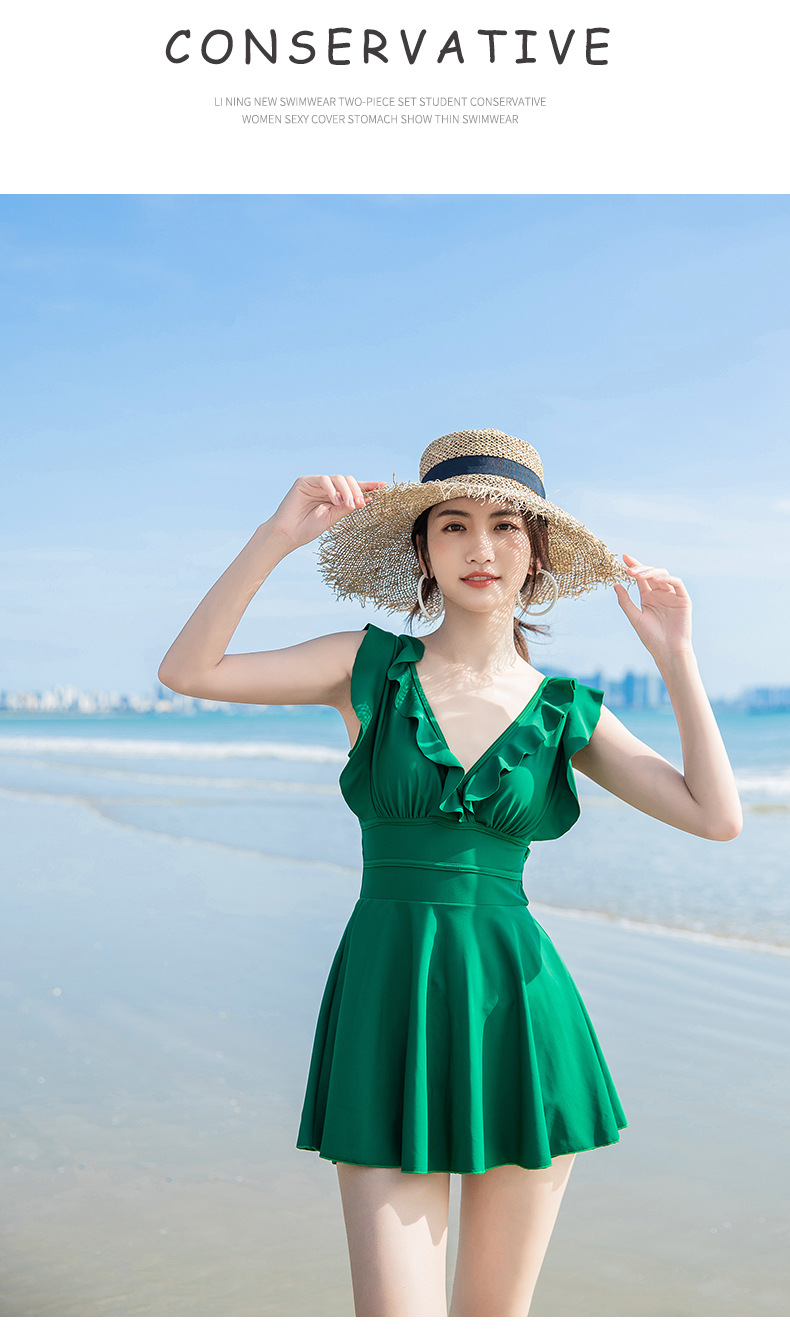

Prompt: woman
[{"left": 158, "top": 428, "right": 742, "bottom": 1317}]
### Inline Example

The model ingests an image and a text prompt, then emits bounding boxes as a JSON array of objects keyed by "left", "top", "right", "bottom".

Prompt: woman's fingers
[
  {"left": 309, "top": 473, "right": 387, "bottom": 510},
  {"left": 318, "top": 474, "right": 342, "bottom": 505},
  {"left": 329, "top": 474, "right": 354, "bottom": 508},
  {"left": 621, "top": 554, "right": 688, "bottom": 597},
  {"left": 623, "top": 554, "right": 680, "bottom": 582},
  {"left": 624, "top": 555, "right": 668, "bottom": 575},
  {"left": 633, "top": 569, "right": 685, "bottom": 589},
  {"left": 314, "top": 474, "right": 350, "bottom": 508},
  {"left": 342, "top": 476, "right": 389, "bottom": 504},
  {"left": 317, "top": 474, "right": 336, "bottom": 502},
  {"left": 636, "top": 569, "right": 674, "bottom": 585},
  {"left": 328, "top": 474, "right": 388, "bottom": 508}
]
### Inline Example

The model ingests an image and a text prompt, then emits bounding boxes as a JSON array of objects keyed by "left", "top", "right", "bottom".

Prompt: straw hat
[{"left": 317, "top": 428, "right": 634, "bottom": 613}]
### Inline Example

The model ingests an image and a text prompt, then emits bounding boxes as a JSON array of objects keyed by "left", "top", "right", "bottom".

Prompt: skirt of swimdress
[{"left": 296, "top": 893, "right": 628, "bottom": 1175}]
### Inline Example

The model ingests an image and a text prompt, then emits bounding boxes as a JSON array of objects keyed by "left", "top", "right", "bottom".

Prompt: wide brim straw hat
[{"left": 317, "top": 428, "right": 635, "bottom": 614}]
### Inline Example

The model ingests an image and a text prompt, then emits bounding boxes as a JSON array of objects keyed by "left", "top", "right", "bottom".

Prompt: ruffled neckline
[{"left": 385, "top": 633, "right": 574, "bottom": 820}]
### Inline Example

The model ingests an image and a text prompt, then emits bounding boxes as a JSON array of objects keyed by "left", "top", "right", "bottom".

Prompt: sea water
[{"left": 0, "top": 704, "right": 787, "bottom": 950}]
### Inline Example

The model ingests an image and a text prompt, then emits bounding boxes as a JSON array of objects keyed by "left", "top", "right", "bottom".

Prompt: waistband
[{"left": 359, "top": 819, "right": 530, "bottom": 907}]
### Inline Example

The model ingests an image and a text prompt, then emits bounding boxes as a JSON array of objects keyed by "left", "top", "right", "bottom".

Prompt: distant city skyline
[
  {"left": 4, "top": 667, "right": 790, "bottom": 716},
  {"left": 3, "top": 194, "right": 789, "bottom": 698}
]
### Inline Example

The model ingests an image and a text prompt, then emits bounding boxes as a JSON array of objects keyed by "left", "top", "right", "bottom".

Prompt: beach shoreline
[{"left": 1, "top": 787, "right": 788, "bottom": 1316}]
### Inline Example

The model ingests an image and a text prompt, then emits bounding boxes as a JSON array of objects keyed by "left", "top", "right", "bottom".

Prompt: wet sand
[{"left": 1, "top": 788, "right": 788, "bottom": 1316}]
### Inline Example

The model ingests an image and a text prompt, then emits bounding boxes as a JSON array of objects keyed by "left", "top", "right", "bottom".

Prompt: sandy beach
[{"left": 1, "top": 785, "right": 788, "bottom": 1317}]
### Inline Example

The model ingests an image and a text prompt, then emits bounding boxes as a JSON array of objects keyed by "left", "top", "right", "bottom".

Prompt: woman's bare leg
[
  {"left": 449, "top": 1153, "right": 576, "bottom": 1317},
  {"left": 336, "top": 1162, "right": 451, "bottom": 1316}
]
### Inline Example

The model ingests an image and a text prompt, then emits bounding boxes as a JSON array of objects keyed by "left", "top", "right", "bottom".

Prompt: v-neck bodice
[
  {"left": 409, "top": 654, "right": 552, "bottom": 781},
  {"left": 339, "top": 622, "right": 604, "bottom": 842}
]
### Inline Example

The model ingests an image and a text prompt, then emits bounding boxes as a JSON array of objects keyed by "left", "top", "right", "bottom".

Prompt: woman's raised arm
[
  {"left": 572, "top": 554, "right": 743, "bottom": 842},
  {"left": 157, "top": 473, "right": 386, "bottom": 707}
]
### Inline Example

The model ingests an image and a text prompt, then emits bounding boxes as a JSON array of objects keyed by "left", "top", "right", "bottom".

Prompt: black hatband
[{"left": 421, "top": 454, "right": 545, "bottom": 498}]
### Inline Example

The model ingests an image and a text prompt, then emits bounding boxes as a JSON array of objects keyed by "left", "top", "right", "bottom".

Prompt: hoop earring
[
  {"left": 417, "top": 573, "right": 444, "bottom": 621},
  {"left": 519, "top": 569, "right": 559, "bottom": 617}
]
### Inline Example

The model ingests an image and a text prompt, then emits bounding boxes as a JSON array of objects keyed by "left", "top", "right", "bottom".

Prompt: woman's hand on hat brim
[
  {"left": 613, "top": 552, "right": 694, "bottom": 661},
  {"left": 269, "top": 474, "right": 388, "bottom": 549}
]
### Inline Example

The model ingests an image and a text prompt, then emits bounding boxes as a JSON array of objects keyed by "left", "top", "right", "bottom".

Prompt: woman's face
[{"left": 421, "top": 495, "right": 537, "bottom": 613}]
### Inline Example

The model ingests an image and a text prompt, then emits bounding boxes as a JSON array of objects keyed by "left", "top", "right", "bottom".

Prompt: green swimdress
[{"left": 296, "top": 622, "right": 628, "bottom": 1174}]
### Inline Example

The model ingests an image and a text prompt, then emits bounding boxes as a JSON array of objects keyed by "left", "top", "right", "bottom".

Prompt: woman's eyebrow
[{"left": 434, "top": 507, "right": 521, "bottom": 519}]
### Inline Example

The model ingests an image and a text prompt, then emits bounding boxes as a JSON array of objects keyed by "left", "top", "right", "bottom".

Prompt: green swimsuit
[{"left": 296, "top": 622, "right": 628, "bottom": 1174}]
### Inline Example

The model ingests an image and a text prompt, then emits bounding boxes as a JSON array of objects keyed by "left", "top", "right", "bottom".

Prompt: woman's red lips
[{"left": 462, "top": 575, "right": 499, "bottom": 582}]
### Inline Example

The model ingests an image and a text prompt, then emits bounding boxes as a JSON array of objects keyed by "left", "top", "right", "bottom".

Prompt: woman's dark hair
[{"left": 406, "top": 504, "right": 553, "bottom": 662}]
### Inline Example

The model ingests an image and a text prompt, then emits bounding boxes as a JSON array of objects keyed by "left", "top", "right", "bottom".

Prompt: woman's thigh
[
  {"left": 450, "top": 1152, "right": 576, "bottom": 1317},
  {"left": 336, "top": 1162, "right": 451, "bottom": 1316}
]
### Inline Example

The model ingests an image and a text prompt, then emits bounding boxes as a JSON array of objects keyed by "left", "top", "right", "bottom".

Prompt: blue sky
[{"left": 2, "top": 194, "right": 788, "bottom": 698}]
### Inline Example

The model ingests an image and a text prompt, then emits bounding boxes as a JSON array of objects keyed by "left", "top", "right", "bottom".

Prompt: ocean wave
[
  {"left": 0, "top": 737, "right": 788, "bottom": 798},
  {"left": 732, "top": 767, "right": 790, "bottom": 797},
  {"left": 0, "top": 758, "right": 341, "bottom": 792},
  {"left": 528, "top": 900, "right": 790, "bottom": 958},
  {"left": 0, "top": 736, "right": 348, "bottom": 763}
]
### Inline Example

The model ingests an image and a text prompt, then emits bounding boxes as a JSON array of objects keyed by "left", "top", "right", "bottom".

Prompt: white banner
[{"left": 0, "top": 0, "right": 788, "bottom": 192}]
